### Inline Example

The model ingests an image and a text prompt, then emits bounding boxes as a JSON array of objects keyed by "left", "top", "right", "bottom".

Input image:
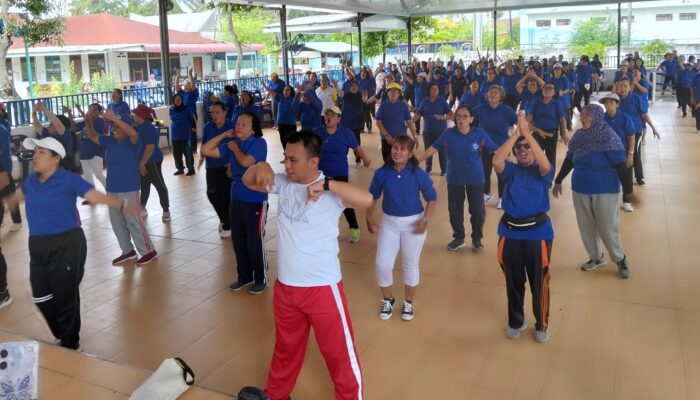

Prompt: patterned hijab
[{"left": 568, "top": 104, "right": 624, "bottom": 162}]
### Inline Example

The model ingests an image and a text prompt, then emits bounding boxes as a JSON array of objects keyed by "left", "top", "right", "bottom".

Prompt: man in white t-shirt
[{"left": 243, "top": 130, "right": 372, "bottom": 400}]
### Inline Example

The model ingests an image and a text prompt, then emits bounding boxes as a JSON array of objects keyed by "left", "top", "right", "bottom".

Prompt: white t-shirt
[
  {"left": 270, "top": 173, "right": 345, "bottom": 287},
  {"left": 316, "top": 86, "right": 336, "bottom": 111},
  {"left": 375, "top": 72, "right": 386, "bottom": 95}
]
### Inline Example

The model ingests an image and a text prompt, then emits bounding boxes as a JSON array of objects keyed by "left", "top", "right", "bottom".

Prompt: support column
[
  {"left": 617, "top": 1, "right": 622, "bottom": 68},
  {"left": 280, "top": 5, "right": 290, "bottom": 84},
  {"left": 493, "top": 1, "right": 498, "bottom": 61},
  {"left": 407, "top": 17, "right": 413, "bottom": 60},
  {"left": 158, "top": 0, "right": 172, "bottom": 104},
  {"left": 357, "top": 13, "right": 363, "bottom": 66}
]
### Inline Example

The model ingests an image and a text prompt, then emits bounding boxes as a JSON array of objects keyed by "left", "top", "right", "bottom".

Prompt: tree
[
  {"left": 643, "top": 39, "right": 670, "bottom": 56},
  {"left": 569, "top": 16, "right": 624, "bottom": 58},
  {"left": 70, "top": 0, "right": 181, "bottom": 17},
  {"left": 0, "top": 0, "right": 66, "bottom": 99}
]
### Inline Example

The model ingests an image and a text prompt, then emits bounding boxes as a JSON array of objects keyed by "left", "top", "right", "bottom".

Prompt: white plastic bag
[
  {"left": 0, "top": 341, "right": 39, "bottom": 400},
  {"left": 129, "top": 357, "right": 194, "bottom": 400}
]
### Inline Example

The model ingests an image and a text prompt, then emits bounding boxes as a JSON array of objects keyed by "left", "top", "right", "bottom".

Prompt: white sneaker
[
  {"left": 9, "top": 223, "right": 21, "bottom": 231},
  {"left": 622, "top": 202, "right": 634, "bottom": 212},
  {"left": 483, "top": 193, "right": 493, "bottom": 203},
  {"left": 497, "top": 199, "right": 503, "bottom": 209},
  {"left": 355, "top": 162, "right": 363, "bottom": 169},
  {"left": 218, "top": 223, "right": 224, "bottom": 233},
  {"left": 220, "top": 229, "right": 231, "bottom": 238}
]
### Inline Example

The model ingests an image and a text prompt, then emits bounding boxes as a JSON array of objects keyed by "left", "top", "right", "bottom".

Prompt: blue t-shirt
[
  {"left": 459, "top": 90, "right": 485, "bottom": 110},
  {"left": 614, "top": 70, "right": 633, "bottom": 83},
  {"left": 604, "top": 111, "right": 636, "bottom": 151},
  {"left": 274, "top": 94, "right": 297, "bottom": 126},
  {"left": 618, "top": 93, "right": 646, "bottom": 133},
  {"left": 232, "top": 103, "right": 260, "bottom": 125},
  {"left": 202, "top": 120, "right": 234, "bottom": 169},
  {"left": 219, "top": 136, "right": 268, "bottom": 202},
  {"left": 76, "top": 119, "right": 106, "bottom": 160},
  {"left": 434, "top": 75, "right": 449, "bottom": 98},
  {"left": 376, "top": 101, "right": 412, "bottom": 139},
  {"left": 417, "top": 97, "right": 452, "bottom": 133},
  {"left": 99, "top": 136, "right": 141, "bottom": 193},
  {"left": 169, "top": 107, "right": 193, "bottom": 141},
  {"left": 369, "top": 164, "right": 437, "bottom": 217},
  {"left": 576, "top": 64, "right": 595, "bottom": 85},
  {"left": 223, "top": 95, "right": 238, "bottom": 120},
  {"left": 693, "top": 74, "right": 700, "bottom": 102},
  {"left": 497, "top": 161, "right": 554, "bottom": 240},
  {"left": 549, "top": 75, "right": 572, "bottom": 107},
  {"left": 473, "top": 103, "right": 517, "bottom": 146},
  {"left": 519, "top": 89, "right": 541, "bottom": 114},
  {"left": 41, "top": 127, "right": 74, "bottom": 157},
  {"left": 566, "top": 150, "right": 626, "bottom": 194},
  {"left": 108, "top": 101, "right": 131, "bottom": 117},
  {"left": 314, "top": 126, "right": 359, "bottom": 177},
  {"left": 633, "top": 79, "right": 650, "bottom": 110},
  {"left": 432, "top": 127, "right": 498, "bottom": 185},
  {"left": 679, "top": 69, "right": 698, "bottom": 89},
  {"left": 528, "top": 97, "right": 565, "bottom": 130},
  {"left": 500, "top": 73, "right": 521, "bottom": 97},
  {"left": 181, "top": 88, "right": 199, "bottom": 116},
  {"left": 480, "top": 78, "right": 502, "bottom": 97},
  {"left": 137, "top": 120, "right": 163, "bottom": 165},
  {"left": 22, "top": 168, "right": 93, "bottom": 236},
  {"left": 0, "top": 125, "right": 11, "bottom": 174},
  {"left": 414, "top": 81, "right": 429, "bottom": 107}
]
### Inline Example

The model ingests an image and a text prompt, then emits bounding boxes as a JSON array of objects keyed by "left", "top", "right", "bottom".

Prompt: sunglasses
[{"left": 514, "top": 143, "right": 531, "bottom": 150}]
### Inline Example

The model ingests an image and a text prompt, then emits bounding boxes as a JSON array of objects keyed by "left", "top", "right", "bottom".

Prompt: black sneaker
[
  {"left": 447, "top": 239, "right": 466, "bottom": 251},
  {"left": 472, "top": 239, "right": 484, "bottom": 253},
  {"left": 228, "top": 280, "right": 254, "bottom": 292},
  {"left": 0, "top": 290, "right": 13, "bottom": 310},
  {"left": 186, "top": 170, "right": 195, "bottom": 176},
  {"left": 379, "top": 297, "right": 395, "bottom": 320},
  {"left": 249, "top": 282, "right": 267, "bottom": 295},
  {"left": 637, "top": 179, "right": 645, "bottom": 186},
  {"left": 401, "top": 300, "right": 414, "bottom": 321},
  {"left": 174, "top": 170, "right": 184, "bottom": 176},
  {"left": 617, "top": 256, "right": 631, "bottom": 279}
]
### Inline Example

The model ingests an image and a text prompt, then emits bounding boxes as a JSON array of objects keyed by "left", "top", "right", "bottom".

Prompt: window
[
  {"left": 536, "top": 20, "right": 551, "bottom": 27},
  {"left": 226, "top": 54, "right": 254, "bottom": 69},
  {"left": 621, "top": 15, "right": 635, "bottom": 23},
  {"left": 656, "top": 14, "right": 673, "bottom": 21},
  {"left": 45, "top": 56, "right": 62, "bottom": 81},
  {"left": 20, "top": 57, "right": 36, "bottom": 82},
  {"left": 88, "top": 54, "right": 105, "bottom": 76},
  {"left": 680, "top": 13, "right": 696, "bottom": 20},
  {"left": 556, "top": 19, "right": 571, "bottom": 26}
]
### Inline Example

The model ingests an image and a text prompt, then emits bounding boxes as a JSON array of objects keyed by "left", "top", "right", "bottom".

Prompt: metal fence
[{"left": 4, "top": 68, "right": 346, "bottom": 127}]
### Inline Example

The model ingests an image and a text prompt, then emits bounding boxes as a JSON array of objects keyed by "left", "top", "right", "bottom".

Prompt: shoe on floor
[
  {"left": 472, "top": 239, "right": 485, "bottom": 253},
  {"left": 249, "top": 282, "right": 267, "bottom": 295},
  {"left": 497, "top": 199, "right": 503, "bottom": 209},
  {"left": 0, "top": 290, "right": 13, "bottom": 310},
  {"left": 162, "top": 211, "right": 171, "bottom": 222},
  {"left": 112, "top": 250, "right": 137, "bottom": 265},
  {"left": 483, "top": 193, "right": 493, "bottom": 203},
  {"left": 617, "top": 256, "right": 631, "bottom": 279},
  {"left": 506, "top": 322, "right": 527, "bottom": 340},
  {"left": 174, "top": 170, "right": 184, "bottom": 176},
  {"left": 136, "top": 250, "right": 158, "bottom": 265},
  {"left": 354, "top": 162, "right": 363, "bottom": 169},
  {"left": 580, "top": 257, "right": 606, "bottom": 271},
  {"left": 186, "top": 170, "right": 195, "bottom": 176},
  {"left": 350, "top": 228, "right": 360, "bottom": 243},
  {"left": 229, "top": 280, "right": 254, "bottom": 292},
  {"left": 379, "top": 297, "right": 395, "bottom": 320},
  {"left": 9, "top": 223, "right": 22, "bottom": 231},
  {"left": 447, "top": 239, "right": 466, "bottom": 251},
  {"left": 401, "top": 300, "right": 414, "bottom": 321},
  {"left": 637, "top": 179, "right": 645, "bottom": 186},
  {"left": 622, "top": 202, "right": 634, "bottom": 212},
  {"left": 534, "top": 330, "right": 550, "bottom": 343},
  {"left": 220, "top": 228, "right": 231, "bottom": 238}
]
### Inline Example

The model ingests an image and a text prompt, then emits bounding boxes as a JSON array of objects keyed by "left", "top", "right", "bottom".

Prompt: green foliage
[
  {"left": 571, "top": 42, "right": 608, "bottom": 59},
  {"left": 571, "top": 16, "right": 619, "bottom": 48},
  {"left": 218, "top": 6, "right": 278, "bottom": 55},
  {"left": 480, "top": 19, "right": 520, "bottom": 52},
  {"left": 436, "top": 45, "right": 455, "bottom": 59},
  {"left": 89, "top": 71, "right": 120, "bottom": 92},
  {"left": 4, "top": 0, "right": 65, "bottom": 47},
  {"left": 428, "top": 18, "right": 473, "bottom": 43},
  {"left": 643, "top": 39, "right": 670, "bottom": 56},
  {"left": 69, "top": 0, "right": 181, "bottom": 17}
]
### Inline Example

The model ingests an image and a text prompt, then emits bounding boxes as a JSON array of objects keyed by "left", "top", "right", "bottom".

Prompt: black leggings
[
  {"left": 278, "top": 124, "right": 296, "bottom": 149},
  {"left": 482, "top": 150, "right": 504, "bottom": 198},
  {"left": 172, "top": 139, "right": 194, "bottom": 172},
  {"left": 677, "top": 87, "right": 692, "bottom": 114},
  {"left": 329, "top": 176, "right": 359, "bottom": 229},
  {"left": 573, "top": 84, "right": 591, "bottom": 112},
  {"left": 206, "top": 167, "right": 232, "bottom": 230},
  {"left": 140, "top": 162, "right": 170, "bottom": 210},
  {"left": 535, "top": 129, "right": 559, "bottom": 176}
]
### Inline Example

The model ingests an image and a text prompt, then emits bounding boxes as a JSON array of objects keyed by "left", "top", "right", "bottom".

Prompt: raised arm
[
  {"left": 104, "top": 109, "right": 138, "bottom": 144},
  {"left": 242, "top": 161, "right": 275, "bottom": 193}
]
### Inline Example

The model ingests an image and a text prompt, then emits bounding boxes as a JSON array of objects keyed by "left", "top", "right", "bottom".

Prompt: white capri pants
[
  {"left": 80, "top": 156, "right": 106, "bottom": 189},
  {"left": 375, "top": 213, "right": 427, "bottom": 287}
]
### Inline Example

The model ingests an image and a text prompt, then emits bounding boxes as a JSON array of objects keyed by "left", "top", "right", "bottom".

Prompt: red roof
[{"left": 10, "top": 14, "right": 261, "bottom": 52}]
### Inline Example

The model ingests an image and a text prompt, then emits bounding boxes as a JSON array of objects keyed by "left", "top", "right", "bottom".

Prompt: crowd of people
[{"left": 0, "top": 49, "right": 698, "bottom": 400}]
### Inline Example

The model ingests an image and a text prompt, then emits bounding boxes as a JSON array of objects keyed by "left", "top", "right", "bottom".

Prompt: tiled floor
[{"left": 1, "top": 95, "right": 700, "bottom": 399}]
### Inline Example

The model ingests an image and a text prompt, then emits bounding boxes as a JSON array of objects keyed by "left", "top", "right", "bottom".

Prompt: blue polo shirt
[
  {"left": 41, "top": 127, "right": 73, "bottom": 157},
  {"left": 604, "top": 111, "right": 636, "bottom": 151},
  {"left": 99, "top": 136, "right": 141, "bottom": 193},
  {"left": 614, "top": 70, "right": 633, "bottom": 83},
  {"left": 497, "top": 161, "right": 554, "bottom": 240},
  {"left": 473, "top": 103, "right": 517, "bottom": 146},
  {"left": 679, "top": 69, "right": 698, "bottom": 88},
  {"left": 566, "top": 70, "right": 578, "bottom": 87},
  {"left": 268, "top": 78, "right": 286, "bottom": 95},
  {"left": 519, "top": 89, "right": 541, "bottom": 114},
  {"left": 433, "top": 75, "right": 449, "bottom": 98},
  {"left": 0, "top": 125, "right": 11, "bottom": 174},
  {"left": 169, "top": 107, "right": 193, "bottom": 141},
  {"left": 459, "top": 90, "right": 485, "bottom": 110},
  {"left": 376, "top": 101, "right": 411, "bottom": 138},
  {"left": 417, "top": 97, "right": 451, "bottom": 133},
  {"left": 219, "top": 136, "right": 267, "bottom": 202},
  {"left": 137, "top": 120, "right": 163, "bottom": 165},
  {"left": 566, "top": 150, "right": 626, "bottom": 194},
  {"left": 693, "top": 74, "right": 700, "bottom": 102},
  {"left": 76, "top": 119, "right": 106, "bottom": 160},
  {"left": 414, "top": 81, "right": 429, "bottom": 107},
  {"left": 369, "top": 164, "right": 437, "bottom": 217},
  {"left": 182, "top": 88, "right": 199, "bottom": 116},
  {"left": 202, "top": 120, "right": 233, "bottom": 169},
  {"left": 432, "top": 127, "right": 498, "bottom": 185},
  {"left": 274, "top": 94, "right": 297, "bottom": 126},
  {"left": 549, "top": 75, "right": 572, "bottom": 107},
  {"left": 108, "top": 101, "right": 130, "bottom": 117},
  {"left": 232, "top": 103, "right": 260, "bottom": 125},
  {"left": 480, "top": 78, "right": 502, "bottom": 97},
  {"left": 633, "top": 79, "right": 650, "bottom": 110},
  {"left": 528, "top": 97, "right": 565, "bottom": 130},
  {"left": 618, "top": 93, "right": 646, "bottom": 133},
  {"left": 223, "top": 95, "right": 238, "bottom": 120},
  {"left": 314, "top": 126, "right": 359, "bottom": 177},
  {"left": 576, "top": 64, "right": 595, "bottom": 85},
  {"left": 500, "top": 73, "right": 521, "bottom": 97},
  {"left": 22, "top": 168, "right": 93, "bottom": 236}
]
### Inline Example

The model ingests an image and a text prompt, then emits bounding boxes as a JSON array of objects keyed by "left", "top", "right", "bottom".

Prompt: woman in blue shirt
[
  {"left": 199, "top": 102, "right": 234, "bottom": 238},
  {"left": 32, "top": 102, "right": 76, "bottom": 173},
  {"left": 553, "top": 104, "right": 634, "bottom": 279},
  {"left": 376, "top": 83, "right": 417, "bottom": 163},
  {"left": 526, "top": 82, "right": 568, "bottom": 175},
  {"left": 107, "top": 88, "right": 131, "bottom": 120},
  {"left": 359, "top": 68, "right": 376, "bottom": 132},
  {"left": 169, "top": 93, "right": 195, "bottom": 176},
  {"left": 201, "top": 111, "right": 269, "bottom": 295},
  {"left": 337, "top": 80, "right": 366, "bottom": 168},
  {"left": 8, "top": 136, "right": 139, "bottom": 350},
  {"left": 133, "top": 104, "right": 170, "bottom": 222},
  {"left": 232, "top": 90, "right": 260, "bottom": 125},
  {"left": 493, "top": 111, "right": 554, "bottom": 343},
  {"left": 413, "top": 82, "right": 454, "bottom": 175},
  {"left": 677, "top": 62, "right": 697, "bottom": 118},
  {"left": 367, "top": 135, "right": 436, "bottom": 321},
  {"left": 74, "top": 103, "right": 106, "bottom": 198},
  {"left": 419, "top": 104, "right": 498, "bottom": 252},
  {"left": 459, "top": 80, "right": 485, "bottom": 110},
  {"left": 293, "top": 88, "right": 323, "bottom": 131},
  {"left": 263, "top": 83, "right": 296, "bottom": 151},
  {"left": 402, "top": 72, "right": 429, "bottom": 135}
]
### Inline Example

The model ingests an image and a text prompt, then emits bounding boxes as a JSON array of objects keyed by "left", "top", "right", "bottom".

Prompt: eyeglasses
[
  {"left": 455, "top": 114, "right": 472, "bottom": 120},
  {"left": 514, "top": 143, "right": 531, "bottom": 150}
]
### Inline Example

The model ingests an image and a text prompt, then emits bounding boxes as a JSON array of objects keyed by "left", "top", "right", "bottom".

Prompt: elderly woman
[
  {"left": 553, "top": 104, "right": 633, "bottom": 279},
  {"left": 413, "top": 82, "right": 453, "bottom": 175}
]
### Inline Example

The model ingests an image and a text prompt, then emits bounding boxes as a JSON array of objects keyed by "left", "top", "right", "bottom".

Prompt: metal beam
[
  {"left": 158, "top": 0, "right": 172, "bottom": 105},
  {"left": 407, "top": 17, "right": 412, "bottom": 60},
  {"left": 617, "top": 1, "right": 622, "bottom": 67},
  {"left": 280, "top": 5, "right": 290, "bottom": 84},
  {"left": 493, "top": 1, "right": 498, "bottom": 61},
  {"left": 357, "top": 13, "right": 363, "bottom": 65}
]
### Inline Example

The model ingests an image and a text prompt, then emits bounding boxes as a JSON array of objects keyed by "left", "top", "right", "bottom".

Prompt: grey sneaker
[
  {"left": 472, "top": 239, "right": 484, "bottom": 253},
  {"left": 379, "top": 297, "right": 395, "bottom": 320},
  {"left": 534, "top": 330, "right": 550, "bottom": 343},
  {"left": 249, "top": 282, "right": 267, "bottom": 295},
  {"left": 0, "top": 290, "right": 12, "bottom": 310},
  {"left": 447, "top": 239, "right": 466, "bottom": 251},
  {"left": 401, "top": 301, "right": 414, "bottom": 321},
  {"left": 506, "top": 322, "right": 527, "bottom": 340},
  {"left": 228, "top": 280, "right": 254, "bottom": 292},
  {"left": 617, "top": 256, "right": 631, "bottom": 279},
  {"left": 580, "top": 257, "right": 606, "bottom": 271}
]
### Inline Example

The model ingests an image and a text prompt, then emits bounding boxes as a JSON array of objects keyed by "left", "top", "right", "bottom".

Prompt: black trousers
[
  {"left": 633, "top": 133, "right": 644, "bottom": 182},
  {"left": 498, "top": 237, "right": 552, "bottom": 332},
  {"left": 0, "top": 176, "right": 22, "bottom": 225},
  {"left": 206, "top": 167, "right": 232, "bottom": 230},
  {"left": 351, "top": 128, "right": 362, "bottom": 163},
  {"left": 172, "top": 139, "right": 194, "bottom": 171},
  {"left": 190, "top": 113, "right": 198, "bottom": 153},
  {"left": 414, "top": 114, "right": 422, "bottom": 135},
  {"left": 365, "top": 102, "right": 375, "bottom": 132},
  {"left": 0, "top": 249, "right": 7, "bottom": 293},
  {"left": 535, "top": 129, "right": 559, "bottom": 176},
  {"left": 504, "top": 94, "right": 520, "bottom": 111},
  {"left": 329, "top": 176, "right": 359, "bottom": 230},
  {"left": 278, "top": 124, "right": 296, "bottom": 150},
  {"left": 696, "top": 108, "right": 700, "bottom": 130},
  {"left": 482, "top": 150, "right": 504, "bottom": 198},
  {"left": 230, "top": 200, "right": 268, "bottom": 285},
  {"left": 447, "top": 184, "right": 484, "bottom": 242},
  {"left": 573, "top": 83, "right": 591, "bottom": 112},
  {"left": 662, "top": 75, "right": 675, "bottom": 91},
  {"left": 677, "top": 87, "right": 692, "bottom": 114},
  {"left": 381, "top": 137, "right": 392, "bottom": 163},
  {"left": 28, "top": 227, "right": 86, "bottom": 350},
  {"left": 423, "top": 130, "right": 445, "bottom": 174},
  {"left": 140, "top": 162, "right": 170, "bottom": 210}
]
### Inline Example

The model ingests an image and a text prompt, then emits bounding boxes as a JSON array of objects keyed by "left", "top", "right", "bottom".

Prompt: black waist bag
[{"left": 500, "top": 212, "right": 548, "bottom": 231}]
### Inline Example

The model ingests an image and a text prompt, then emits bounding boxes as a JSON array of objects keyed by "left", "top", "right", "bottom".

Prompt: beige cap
[{"left": 324, "top": 105, "right": 341, "bottom": 115}]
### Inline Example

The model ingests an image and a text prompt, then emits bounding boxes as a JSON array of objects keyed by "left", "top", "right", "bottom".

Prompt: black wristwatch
[{"left": 323, "top": 176, "right": 332, "bottom": 191}]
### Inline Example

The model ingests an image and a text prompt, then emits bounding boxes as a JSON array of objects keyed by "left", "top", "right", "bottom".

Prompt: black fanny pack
[{"left": 501, "top": 212, "right": 549, "bottom": 231}]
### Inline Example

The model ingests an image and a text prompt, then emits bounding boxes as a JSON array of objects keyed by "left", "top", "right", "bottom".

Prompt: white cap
[
  {"left": 599, "top": 92, "right": 620, "bottom": 103},
  {"left": 417, "top": 72, "right": 429, "bottom": 79},
  {"left": 23, "top": 137, "right": 66, "bottom": 159}
]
